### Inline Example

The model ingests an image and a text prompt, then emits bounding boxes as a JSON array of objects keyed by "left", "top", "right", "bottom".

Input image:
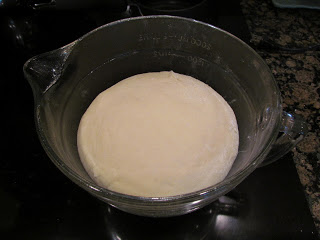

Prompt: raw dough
[{"left": 77, "top": 71, "right": 239, "bottom": 197}]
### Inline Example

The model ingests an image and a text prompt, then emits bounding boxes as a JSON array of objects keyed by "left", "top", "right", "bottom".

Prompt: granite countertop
[{"left": 241, "top": 0, "right": 320, "bottom": 234}]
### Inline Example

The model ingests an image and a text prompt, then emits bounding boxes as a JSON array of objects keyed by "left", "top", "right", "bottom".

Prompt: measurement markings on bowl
[
  {"left": 138, "top": 33, "right": 212, "bottom": 51},
  {"left": 177, "top": 35, "right": 211, "bottom": 50},
  {"left": 153, "top": 50, "right": 206, "bottom": 67}
]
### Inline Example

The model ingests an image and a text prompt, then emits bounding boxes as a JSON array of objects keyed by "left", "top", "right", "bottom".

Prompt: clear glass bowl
[{"left": 23, "top": 16, "right": 307, "bottom": 217}]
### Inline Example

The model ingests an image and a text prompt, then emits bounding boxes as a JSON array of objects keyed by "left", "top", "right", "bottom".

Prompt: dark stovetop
[{"left": 0, "top": 1, "right": 317, "bottom": 239}]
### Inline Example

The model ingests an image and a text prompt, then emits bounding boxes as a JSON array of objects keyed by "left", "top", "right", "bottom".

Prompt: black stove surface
[{"left": 0, "top": 0, "right": 317, "bottom": 239}]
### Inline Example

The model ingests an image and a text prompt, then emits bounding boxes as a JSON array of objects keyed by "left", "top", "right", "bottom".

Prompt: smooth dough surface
[{"left": 77, "top": 71, "right": 239, "bottom": 197}]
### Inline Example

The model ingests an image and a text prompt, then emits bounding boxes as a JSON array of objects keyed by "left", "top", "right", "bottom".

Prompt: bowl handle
[
  {"left": 260, "top": 111, "right": 308, "bottom": 167},
  {"left": 23, "top": 41, "right": 76, "bottom": 101}
]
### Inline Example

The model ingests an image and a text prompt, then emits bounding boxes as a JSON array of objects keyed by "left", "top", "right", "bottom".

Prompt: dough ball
[{"left": 77, "top": 71, "right": 239, "bottom": 197}]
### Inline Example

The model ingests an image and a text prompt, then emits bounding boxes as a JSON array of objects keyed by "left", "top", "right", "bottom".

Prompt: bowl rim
[{"left": 32, "top": 15, "right": 282, "bottom": 204}]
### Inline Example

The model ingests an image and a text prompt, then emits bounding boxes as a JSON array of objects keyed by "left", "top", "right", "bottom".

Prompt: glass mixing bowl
[{"left": 24, "top": 16, "right": 307, "bottom": 217}]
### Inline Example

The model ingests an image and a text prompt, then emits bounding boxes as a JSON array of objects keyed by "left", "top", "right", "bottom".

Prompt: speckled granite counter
[{"left": 241, "top": 0, "right": 320, "bottom": 234}]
